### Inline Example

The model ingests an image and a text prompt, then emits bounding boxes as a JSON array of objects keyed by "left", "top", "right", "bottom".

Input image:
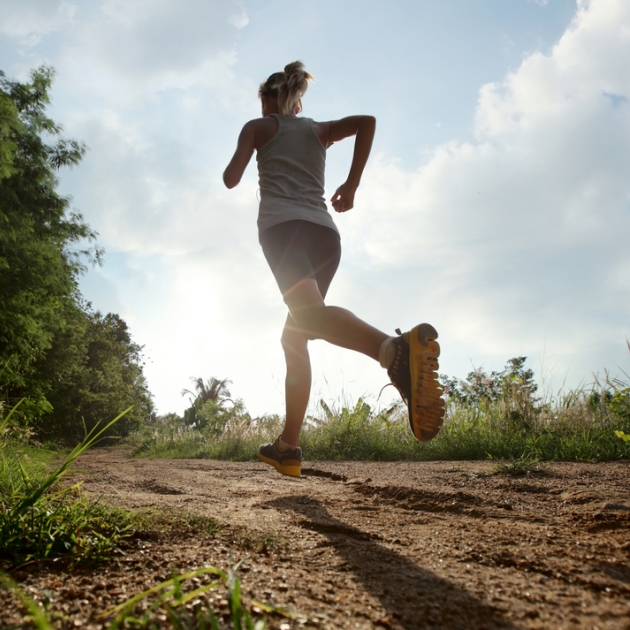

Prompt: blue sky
[{"left": 1, "top": 0, "right": 628, "bottom": 417}]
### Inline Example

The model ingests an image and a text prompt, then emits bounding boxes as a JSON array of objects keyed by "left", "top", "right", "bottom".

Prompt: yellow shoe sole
[
  {"left": 406, "top": 323, "right": 445, "bottom": 442},
  {"left": 257, "top": 452, "right": 301, "bottom": 477}
]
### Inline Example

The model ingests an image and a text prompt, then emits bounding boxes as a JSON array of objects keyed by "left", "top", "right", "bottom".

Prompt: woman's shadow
[{"left": 264, "top": 495, "right": 518, "bottom": 630}]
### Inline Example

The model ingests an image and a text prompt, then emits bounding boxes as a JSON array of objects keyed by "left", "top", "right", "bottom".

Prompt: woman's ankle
[{"left": 279, "top": 434, "right": 300, "bottom": 449}]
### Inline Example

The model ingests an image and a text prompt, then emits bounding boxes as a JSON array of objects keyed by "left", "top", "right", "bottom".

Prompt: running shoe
[
  {"left": 258, "top": 436, "right": 302, "bottom": 477},
  {"left": 387, "top": 323, "right": 445, "bottom": 441}
]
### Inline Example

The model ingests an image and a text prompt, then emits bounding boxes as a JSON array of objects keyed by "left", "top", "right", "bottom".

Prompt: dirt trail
[{"left": 2, "top": 449, "right": 630, "bottom": 629}]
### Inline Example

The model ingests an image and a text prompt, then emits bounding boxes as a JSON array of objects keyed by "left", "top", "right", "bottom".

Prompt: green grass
[
  {"left": 0, "top": 404, "right": 140, "bottom": 570},
  {"left": 132, "top": 381, "right": 630, "bottom": 464},
  {"left": 0, "top": 442, "right": 58, "bottom": 499},
  {"left": 2, "top": 560, "right": 299, "bottom": 629}
]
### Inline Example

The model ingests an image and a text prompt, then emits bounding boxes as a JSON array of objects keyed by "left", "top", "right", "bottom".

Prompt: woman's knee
[
  {"left": 281, "top": 321, "right": 309, "bottom": 358},
  {"left": 289, "top": 303, "right": 326, "bottom": 334},
  {"left": 284, "top": 278, "right": 325, "bottom": 331}
]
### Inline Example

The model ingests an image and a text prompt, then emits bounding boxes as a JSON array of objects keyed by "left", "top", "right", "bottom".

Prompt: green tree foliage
[
  {"left": 36, "top": 308, "right": 153, "bottom": 443},
  {"left": 0, "top": 66, "right": 100, "bottom": 401},
  {"left": 182, "top": 377, "right": 233, "bottom": 433},
  {"left": 440, "top": 357, "right": 537, "bottom": 406},
  {"left": 0, "top": 66, "right": 153, "bottom": 442},
  {"left": 440, "top": 357, "right": 540, "bottom": 431}
]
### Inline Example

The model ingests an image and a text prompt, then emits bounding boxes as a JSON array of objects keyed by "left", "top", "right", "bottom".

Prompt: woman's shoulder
[
  {"left": 309, "top": 119, "right": 330, "bottom": 148},
  {"left": 243, "top": 116, "right": 279, "bottom": 132},
  {"left": 242, "top": 116, "right": 280, "bottom": 152}
]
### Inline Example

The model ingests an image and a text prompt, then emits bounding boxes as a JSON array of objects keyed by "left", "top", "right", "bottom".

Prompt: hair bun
[
  {"left": 259, "top": 61, "right": 313, "bottom": 115},
  {"left": 284, "top": 61, "right": 307, "bottom": 80}
]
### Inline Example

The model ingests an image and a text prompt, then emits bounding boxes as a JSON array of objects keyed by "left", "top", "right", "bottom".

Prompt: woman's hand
[
  {"left": 331, "top": 182, "right": 356, "bottom": 213},
  {"left": 326, "top": 115, "right": 375, "bottom": 212}
]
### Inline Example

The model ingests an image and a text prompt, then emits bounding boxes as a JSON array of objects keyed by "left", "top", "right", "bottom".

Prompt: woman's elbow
[
  {"left": 223, "top": 170, "right": 239, "bottom": 189},
  {"left": 355, "top": 116, "right": 375, "bottom": 136}
]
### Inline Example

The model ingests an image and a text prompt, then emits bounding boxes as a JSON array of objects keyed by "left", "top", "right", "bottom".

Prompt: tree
[
  {"left": 441, "top": 357, "right": 537, "bottom": 406},
  {"left": 34, "top": 308, "right": 154, "bottom": 443},
  {"left": 181, "top": 377, "right": 232, "bottom": 430},
  {"left": 440, "top": 357, "right": 540, "bottom": 430},
  {"left": 0, "top": 66, "right": 153, "bottom": 443},
  {"left": 0, "top": 66, "right": 101, "bottom": 414},
  {"left": 182, "top": 377, "right": 232, "bottom": 406}
]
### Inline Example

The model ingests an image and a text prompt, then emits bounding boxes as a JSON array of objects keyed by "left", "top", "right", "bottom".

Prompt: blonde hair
[{"left": 258, "top": 61, "right": 314, "bottom": 115}]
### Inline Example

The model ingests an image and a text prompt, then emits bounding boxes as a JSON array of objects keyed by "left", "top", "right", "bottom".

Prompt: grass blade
[
  {"left": 0, "top": 571, "right": 54, "bottom": 630},
  {"left": 12, "top": 406, "right": 133, "bottom": 515}
]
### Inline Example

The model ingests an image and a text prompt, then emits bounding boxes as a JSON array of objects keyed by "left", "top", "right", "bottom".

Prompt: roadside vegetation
[
  {"left": 133, "top": 355, "right": 630, "bottom": 464},
  {"left": 0, "top": 405, "right": 138, "bottom": 572},
  {"left": 1, "top": 66, "right": 153, "bottom": 446}
]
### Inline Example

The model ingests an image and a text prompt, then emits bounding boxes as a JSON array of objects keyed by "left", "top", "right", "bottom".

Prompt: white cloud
[
  {"left": 0, "top": 0, "right": 76, "bottom": 45},
  {"left": 65, "top": 0, "right": 248, "bottom": 96},
  {"left": 334, "top": 0, "right": 630, "bottom": 389}
]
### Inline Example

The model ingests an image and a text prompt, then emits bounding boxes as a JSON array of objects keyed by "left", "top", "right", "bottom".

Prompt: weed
[
  {"left": 184, "top": 513, "right": 222, "bottom": 537},
  {"left": 0, "top": 406, "right": 138, "bottom": 569},
  {"left": 491, "top": 454, "right": 549, "bottom": 476},
  {"left": 103, "top": 561, "right": 302, "bottom": 629},
  {"left": 241, "top": 532, "right": 282, "bottom": 555},
  {"left": 130, "top": 508, "right": 221, "bottom": 539}
]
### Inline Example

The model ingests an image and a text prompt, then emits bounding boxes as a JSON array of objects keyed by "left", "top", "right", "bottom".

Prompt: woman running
[{"left": 223, "top": 61, "right": 444, "bottom": 477}]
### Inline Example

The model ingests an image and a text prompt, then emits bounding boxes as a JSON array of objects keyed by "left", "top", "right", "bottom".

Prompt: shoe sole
[
  {"left": 405, "top": 323, "right": 445, "bottom": 442},
  {"left": 257, "top": 452, "right": 301, "bottom": 477}
]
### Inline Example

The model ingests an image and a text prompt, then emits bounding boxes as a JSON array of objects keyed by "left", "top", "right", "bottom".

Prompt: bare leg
[
  {"left": 280, "top": 314, "right": 311, "bottom": 447},
  {"left": 278, "top": 279, "right": 389, "bottom": 447},
  {"left": 285, "top": 278, "right": 388, "bottom": 360}
]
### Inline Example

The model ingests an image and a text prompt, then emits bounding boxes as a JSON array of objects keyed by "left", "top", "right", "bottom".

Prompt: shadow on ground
[{"left": 265, "top": 495, "right": 517, "bottom": 630}]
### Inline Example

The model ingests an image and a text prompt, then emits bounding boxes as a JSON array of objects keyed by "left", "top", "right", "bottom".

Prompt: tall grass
[
  {"left": 0, "top": 405, "right": 137, "bottom": 570},
  {"left": 132, "top": 369, "right": 630, "bottom": 464}
]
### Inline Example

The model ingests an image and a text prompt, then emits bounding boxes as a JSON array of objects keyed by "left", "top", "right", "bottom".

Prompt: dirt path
[{"left": 2, "top": 450, "right": 630, "bottom": 629}]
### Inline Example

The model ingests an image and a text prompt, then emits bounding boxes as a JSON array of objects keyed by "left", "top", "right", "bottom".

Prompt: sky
[{"left": 1, "top": 0, "right": 629, "bottom": 418}]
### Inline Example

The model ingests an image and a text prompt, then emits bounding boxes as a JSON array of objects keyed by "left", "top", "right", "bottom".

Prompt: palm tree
[
  {"left": 181, "top": 377, "right": 234, "bottom": 430},
  {"left": 181, "top": 377, "right": 233, "bottom": 406}
]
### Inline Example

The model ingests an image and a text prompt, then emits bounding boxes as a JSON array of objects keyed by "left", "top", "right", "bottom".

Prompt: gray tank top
[{"left": 256, "top": 114, "right": 339, "bottom": 235}]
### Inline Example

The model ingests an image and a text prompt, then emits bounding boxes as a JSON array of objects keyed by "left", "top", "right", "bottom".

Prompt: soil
[{"left": 2, "top": 449, "right": 629, "bottom": 630}]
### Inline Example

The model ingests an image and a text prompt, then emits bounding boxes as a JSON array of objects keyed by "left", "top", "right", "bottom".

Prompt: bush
[{"left": 132, "top": 357, "right": 630, "bottom": 464}]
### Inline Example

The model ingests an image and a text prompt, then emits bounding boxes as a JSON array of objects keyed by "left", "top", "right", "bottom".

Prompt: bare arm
[
  {"left": 223, "top": 121, "right": 256, "bottom": 189},
  {"left": 324, "top": 115, "right": 376, "bottom": 213}
]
